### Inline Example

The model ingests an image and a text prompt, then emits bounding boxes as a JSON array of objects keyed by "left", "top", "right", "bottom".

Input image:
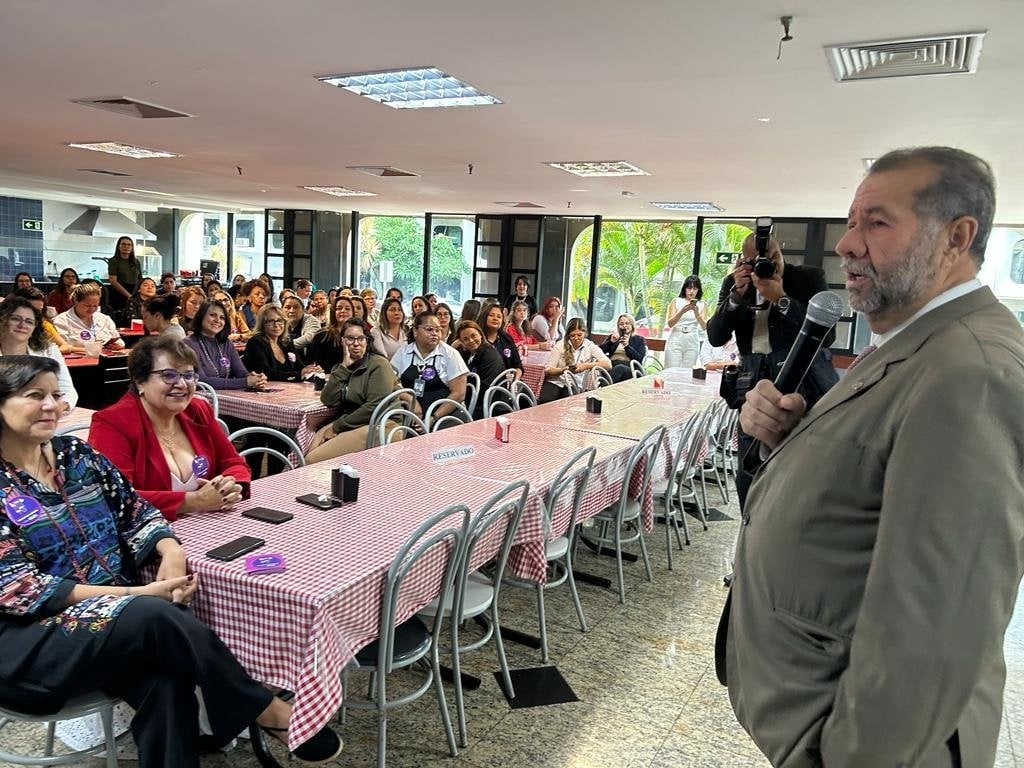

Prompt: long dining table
[{"left": 169, "top": 368, "right": 719, "bottom": 754}]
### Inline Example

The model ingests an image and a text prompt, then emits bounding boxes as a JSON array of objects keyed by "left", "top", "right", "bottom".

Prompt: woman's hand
[
  {"left": 155, "top": 539, "right": 187, "bottom": 581},
  {"left": 210, "top": 475, "right": 244, "bottom": 510},
  {"left": 137, "top": 574, "right": 197, "bottom": 604},
  {"left": 187, "top": 479, "right": 227, "bottom": 513},
  {"left": 246, "top": 372, "right": 266, "bottom": 389},
  {"left": 300, "top": 364, "right": 322, "bottom": 378}
]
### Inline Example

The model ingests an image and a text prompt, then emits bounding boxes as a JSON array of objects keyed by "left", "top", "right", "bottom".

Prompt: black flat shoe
[{"left": 261, "top": 724, "right": 343, "bottom": 764}]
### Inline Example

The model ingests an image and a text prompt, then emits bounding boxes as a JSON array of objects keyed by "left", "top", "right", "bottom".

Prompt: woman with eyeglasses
[
  {"left": 242, "top": 305, "right": 321, "bottom": 382},
  {"left": 280, "top": 296, "right": 320, "bottom": 350},
  {"left": 52, "top": 283, "right": 124, "bottom": 354},
  {"left": 0, "top": 297, "right": 77, "bottom": 411},
  {"left": 369, "top": 296, "right": 405, "bottom": 359},
  {"left": 532, "top": 296, "right": 565, "bottom": 344},
  {"left": 90, "top": 336, "right": 249, "bottom": 521},
  {"left": 185, "top": 300, "right": 266, "bottom": 390},
  {"left": 0, "top": 354, "right": 343, "bottom": 766},
  {"left": 539, "top": 317, "right": 611, "bottom": 403},
  {"left": 360, "top": 288, "right": 378, "bottom": 324},
  {"left": 305, "top": 296, "right": 354, "bottom": 372},
  {"left": 434, "top": 302, "right": 456, "bottom": 344},
  {"left": 391, "top": 310, "right": 468, "bottom": 419},
  {"left": 305, "top": 319, "right": 399, "bottom": 463},
  {"left": 47, "top": 267, "right": 79, "bottom": 315}
]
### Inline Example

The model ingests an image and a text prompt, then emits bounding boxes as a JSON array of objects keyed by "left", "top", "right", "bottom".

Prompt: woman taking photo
[
  {"left": 210, "top": 289, "right": 250, "bottom": 342},
  {"left": 185, "top": 300, "right": 265, "bottom": 390},
  {"left": 141, "top": 294, "right": 185, "bottom": 339},
  {"left": 0, "top": 355, "right": 342, "bottom": 766},
  {"left": 178, "top": 286, "right": 206, "bottom": 336},
  {"left": 369, "top": 296, "right": 406, "bottom": 359},
  {"left": 47, "top": 267, "right": 78, "bottom": 314},
  {"left": 664, "top": 275, "right": 707, "bottom": 368},
  {"left": 0, "top": 297, "right": 77, "bottom": 411},
  {"left": 600, "top": 313, "right": 647, "bottom": 382},
  {"left": 107, "top": 235, "right": 140, "bottom": 321},
  {"left": 53, "top": 283, "right": 124, "bottom": 354},
  {"left": 281, "top": 295, "right": 320, "bottom": 350},
  {"left": 305, "top": 319, "right": 399, "bottom": 463},
  {"left": 89, "top": 336, "right": 249, "bottom": 521},
  {"left": 305, "top": 295, "right": 354, "bottom": 372},
  {"left": 456, "top": 320, "right": 505, "bottom": 419},
  {"left": 477, "top": 300, "right": 523, "bottom": 377},
  {"left": 532, "top": 296, "right": 565, "bottom": 344},
  {"left": 539, "top": 317, "right": 611, "bottom": 403},
  {"left": 390, "top": 310, "right": 468, "bottom": 419},
  {"left": 243, "top": 304, "right": 321, "bottom": 382},
  {"left": 130, "top": 277, "right": 158, "bottom": 320}
]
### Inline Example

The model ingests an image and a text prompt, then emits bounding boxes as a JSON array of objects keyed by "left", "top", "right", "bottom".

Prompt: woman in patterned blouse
[{"left": 0, "top": 355, "right": 341, "bottom": 766}]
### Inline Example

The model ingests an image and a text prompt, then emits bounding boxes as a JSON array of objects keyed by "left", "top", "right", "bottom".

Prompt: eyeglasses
[
  {"left": 417, "top": 326, "right": 442, "bottom": 334},
  {"left": 343, "top": 335, "right": 367, "bottom": 344},
  {"left": 151, "top": 369, "right": 198, "bottom": 385},
  {"left": 8, "top": 316, "right": 36, "bottom": 327},
  {"left": 264, "top": 319, "right": 285, "bottom": 326}
]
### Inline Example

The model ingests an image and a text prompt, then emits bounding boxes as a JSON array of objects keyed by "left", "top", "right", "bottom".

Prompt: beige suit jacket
[{"left": 717, "top": 287, "right": 1024, "bottom": 768}]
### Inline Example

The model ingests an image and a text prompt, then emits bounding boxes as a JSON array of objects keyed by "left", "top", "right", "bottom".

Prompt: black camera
[{"left": 750, "top": 216, "right": 776, "bottom": 279}]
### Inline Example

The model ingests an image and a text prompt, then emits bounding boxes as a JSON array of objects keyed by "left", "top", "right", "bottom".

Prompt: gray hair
[{"left": 870, "top": 147, "right": 995, "bottom": 266}]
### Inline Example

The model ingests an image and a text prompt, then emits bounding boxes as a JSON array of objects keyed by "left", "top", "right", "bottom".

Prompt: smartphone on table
[{"left": 206, "top": 536, "right": 265, "bottom": 561}]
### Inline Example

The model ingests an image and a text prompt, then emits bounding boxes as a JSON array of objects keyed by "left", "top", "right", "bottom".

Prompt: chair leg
[
  {"left": 536, "top": 583, "right": 549, "bottom": 664},
  {"left": 637, "top": 523, "right": 653, "bottom": 582},
  {"left": 377, "top": 705, "right": 388, "bottom": 768},
  {"left": 44, "top": 720, "right": 56, "bottom": 756},
  {"left": 430, "top": 649, "right": 458, "bottom": 757},
  {"left": 451, "top": 622, "right": 468, "bottom": 748},
  {"left": 699, "top": 475, "right": 709, "bottom": 530},
  {"left": 614, "top": 524, "right": 626, "bottom": 604},
  {"left": 101, "top": 703, "right": 117, "bottom": 768},
  {"left": 564, "top": 555, "right": 588, "bottom": 633},
  {"left": 676, "top": 484, "right": 692, "bottom": 547},
  {"left": 491, "top": 605, "right": 515, "bottom": 699},
  {"left": 664, "top": 495, "right": 675, "bottom": 570}
]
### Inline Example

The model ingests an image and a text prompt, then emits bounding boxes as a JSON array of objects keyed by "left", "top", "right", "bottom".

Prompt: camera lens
[{"left": 753, "top": 258, "right": 777, "bottom": 279}]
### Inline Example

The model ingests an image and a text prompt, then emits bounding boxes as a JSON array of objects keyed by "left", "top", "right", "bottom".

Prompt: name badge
[
  {"left": 413, "top": 379, "right": 426, "bottom": 397},
  {"left": 80, "top": 330, "right": 92, "bottom": 340},
  {"left": 431, "top": 445, "right": 476, "bottom": 464},
  {"left": 287, "top": 352, "right": 296, "bottom": 363},
  {"left": 219, "top": 356, "right": 229, "bottom": 369},
  {"left": 502, "top": 347, "right": 511, "bottom": 358},
  {"left": 4, "top": 495, "right": 45, "bottom": 527},
  {"left": 192, "top": 455, "right": 210, "bottom": 478}
]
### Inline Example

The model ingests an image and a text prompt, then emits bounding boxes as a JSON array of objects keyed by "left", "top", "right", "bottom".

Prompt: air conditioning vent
[
  {"left": 347, "top": 166, "right": 420, "bottom": 178},
  {"left": 825, "top": 32, "right": 985, "bottom": 82},
  {"left": 70, "top": 97, "right": 192, "bottom": 119},
  {"left": 78, "top": 168, "right": 132, "bottom": 177},
  {"left": 494, "top": 202, "right": 545, "bottom": 208}
]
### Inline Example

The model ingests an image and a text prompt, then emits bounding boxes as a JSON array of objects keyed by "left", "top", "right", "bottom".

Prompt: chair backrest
[
  {"left": 629, "top": 359, "right": 645, "bottom": 379},
  {"left": 483, "top": 384, "right": 515, "bottom": 417},
  {"left": 511, "top": 379, "right": 537, "bottom": 410},
  {"left": 563, "top": 372, "right": 582, "bottom": 396},
  {"left": 665, "top": 410, "right": 708, "bottom": 484},
  {"left": 378, "top": 504, "right": 470, "bottom": 675},
  {"left": 379, "top": 409, "right": 427, "bottom": 444},
  {"left": 453, "top": 480, "right": 529, "bottom": 622},
  {"left": 643, "top": 354, "right": 664, "bottom": 373},
  {"left": 487, "top": 368, "right": 516, "bottom": 392},
  {"left": 608, "top": 424, "right": 665, "bottom": 522},
  {"left": 463, "top": 372, "right": 481, "bottom": 420},
  {"left": 366, "top": 388, "right": 416, "bottom": 448},
  {"left": 588, "top": 367, "right": 613, "bottom": 388},
  {"left": 195, "top": 380, "right": 219, "bottom": 417},
  {"left": 56, "top": 423, "right": 91, "bottom": 437},
  {"left": 543, "top": 446, "right": 596, "bottom": 541},
  {"left": 228, "top": 425, "right": 306, "bottom": 470},
  {"left": 424, "top": 398, "right": 473, "bottom": 431}
]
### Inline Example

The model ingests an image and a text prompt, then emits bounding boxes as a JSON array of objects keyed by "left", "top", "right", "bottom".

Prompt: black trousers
[
  {"left": 0, "top": 597, "right": 273, "bottom": 768},
  {"left": 538, "top": 381, "right": 568, "bottom": 404},
  {"left": 610, "top": 363, "right": 632, "bottom": 383},
  {"left": 735, "top": 428, "right": 755, "bottom": 512}
]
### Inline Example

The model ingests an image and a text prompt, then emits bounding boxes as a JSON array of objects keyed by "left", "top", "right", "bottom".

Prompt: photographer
[
  {"left": 706, "top": 230, "right": 838, "bottom": 508},
  {"left": 600, "top": 313, "right": 647, "bottom": 382}
]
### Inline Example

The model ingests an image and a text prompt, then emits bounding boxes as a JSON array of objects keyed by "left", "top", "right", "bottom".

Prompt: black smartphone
[
  {"left": 206, "top": 535, "right": 265, "bottom": 561},
  {"left": 242, "top": 507, "right": 294, "bottom": 524},
  {"left": 295, "top": 493, "right": 341, "bottom": 510}
]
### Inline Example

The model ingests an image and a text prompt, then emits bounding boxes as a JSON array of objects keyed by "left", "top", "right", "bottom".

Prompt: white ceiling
[{"left": 2, "top": 0, "right": 1023, "bottom": 222}]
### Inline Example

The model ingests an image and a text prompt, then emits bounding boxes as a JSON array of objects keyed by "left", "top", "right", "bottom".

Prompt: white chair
[
  {"left": 643, "top": 354, "right": 663, "bottom": 373},
  {"left": 55, "top": 423, "right": 90, "bottom": 438},
  {"left": 195, "top": 380, "right": 219, "bottom": 418},
  {"left": 589, "top": 425, "right": 665, "bottom": 603},
  {"left": 0, "top": 692, "right": 119, "bottom": 767},
  {"left": 482, "top": 385, "right": 515, "bottom": 418},
  {"left": 420, "top": 480, "right": 529, "bottom": 748},
  {"left": 365, "top": 389, "right": 416, "bottom": 449},
  {"left": 586, "top": 367, "right": 613, "bottom": 388},
  {"left": 340, "top": 504, "right": 470, "bottom": 768},
  {"left": 463, "top": 373, "right": 481, "bottom": 420},
  {"left": 424, "top": 399, "right": 473, "bottom": 431},
  {"left": 510, "top": 379, "right": 537, "bottom": 410},
  {"left": 503, "top": 447, "right": 596, "bottom": 662},
  {"left": 652, "top": 410, "right": 709, "bottom": 567},
  {"left": 228, "top": 426, "right": 306, "bottom": 471},
  {"left": 629, "top": 359, "right": 645, "bottom": 379},
  {"left": 486, "top": 369, "right": 516, "bottom": 392},
  {"left": 701, "top": 400, "right": 733, "bottom": 505}
]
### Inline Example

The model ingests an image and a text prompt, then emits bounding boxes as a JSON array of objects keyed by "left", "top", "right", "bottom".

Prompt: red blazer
[{"left": 89, "top": 391, "right": 251, "bottom": 521}]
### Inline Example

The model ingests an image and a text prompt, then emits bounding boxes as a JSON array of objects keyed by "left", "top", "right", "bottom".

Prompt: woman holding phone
[{"left": 664, "top": 275, "right": 706, "bottom": 368}]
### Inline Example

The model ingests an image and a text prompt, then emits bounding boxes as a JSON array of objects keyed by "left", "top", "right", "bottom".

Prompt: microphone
[{"left": 772, "top": 291, "right": 845, "bottom": 394}]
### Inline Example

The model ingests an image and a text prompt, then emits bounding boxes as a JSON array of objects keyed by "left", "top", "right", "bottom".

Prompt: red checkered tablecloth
[
  {"left": 202, "top": 381, "right": 336, "bottom": 451},
  {"left": 520, "top": 361, "right": 546, "bottom": 396}
]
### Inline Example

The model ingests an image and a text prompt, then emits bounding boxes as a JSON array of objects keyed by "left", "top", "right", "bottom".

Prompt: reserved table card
[
  {"left": 431, "top": 445, "right": 477, "bottom": 464},
  {"left": 641, "top": 387, "right": 676, "bottom": 396}
]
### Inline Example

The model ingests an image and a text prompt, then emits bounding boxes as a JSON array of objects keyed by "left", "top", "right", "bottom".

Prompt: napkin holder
[
  {"left": 585, "top": 396, "right": 603, "bottom": 414},
  {"left": 331, "top": 464, "right": 360, "bottom": 502},
  {"left": 494, "top": 415, "right": 510, "bottom": 443},
  {"left": 692, "top": 367, "right": 707, "bottom": 380}
]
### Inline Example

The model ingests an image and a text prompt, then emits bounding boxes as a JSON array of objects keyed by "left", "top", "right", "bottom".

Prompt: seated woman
[
  {"left": 456, "top": 320, "right": 505, "bottom": 419},
  {"left": 350, "top": 295, "right": 372, "bottom": 329},
  {"left": 243, "top": 304, "right": 321, "bottom": 382},
  {"left": 539, "top": 317, "right": 612, "bottom": 403},
  {"left": 434, "top": 302, "right": 455, "bottom": 344},
  {"left": 238, "top": 279, "right": 270, "bottom": 328},
  {"left": 390, "top": 310, "right": 468, "bottom": 420},
  {"left": 0, "top": 355, "right": 342, "bottom": 766},
  {"left": 52, "top": 283, "right": 124, "bottom": 353},
  {"left": 210, "top": 289, "right": 250, "bottom": 342},
  {"left": 129, "top": 277, "right": 158, "bottom": 320},
  {"left": 409, "top": 295, "right": 429, "bottom": 319},
  {"left": 532, "top": 296, "right": 565, "bottom": 345},
  {"left": 305, "top": 319, "right": 400, "bottom": 463},
  {"left": 599, "top": 313, "right": 648, "bottom": 382},
  {"left": 281, "top": 295, "right": 320, "bottom": 350},
  {"left": 305, "top": 296, "right": 354, "bottom": 372},
  {"left": 89, "top": 336, "right": 250, "bottom": 521},
  {"left": 13, "top": 287, "right": 73, "bottom": 353},
  {"left": 369, "top": 297, "right": 406, "bottom": 359},
  {"left": 457, "top": 298, "right": 480, "bottom": 326},
  {"left": 185, "top": 299, "right": 266, "bottom": 390},
  {"left": 477, "top": 300, "right": 523, "bottom": 378},
  {"left": 178, "top": 286, "right": 206, "bottom": 336},
  {"left": 47, "top": 267, "right": 79, "bottom": 315},
  {"left": 307, "top": 290, "right": 329, "bottom": 326},
  {"left": 0, "top": 296, "right": 77, "bottom": 411},
  {"left": 506, "top": 299, "right": 551, "bottom": 352},
  {"left": 141, "top": 294, "right": 185, "bottom": 338}
]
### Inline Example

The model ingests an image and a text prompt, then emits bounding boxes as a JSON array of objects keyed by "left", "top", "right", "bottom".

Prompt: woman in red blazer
[{"left": 89, "top": 336, "right": 250, "bottom": 522}]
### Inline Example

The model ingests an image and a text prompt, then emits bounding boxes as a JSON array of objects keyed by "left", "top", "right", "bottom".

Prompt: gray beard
[{"left": 845, "top": 222, "right": 941, "bottom": 315}]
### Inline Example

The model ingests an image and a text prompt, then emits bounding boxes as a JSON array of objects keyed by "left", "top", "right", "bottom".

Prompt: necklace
[
  {"left": 152, "top": 426, "right": 179, "bottom": 451},
  {"left": 197, "top": 335, "right": 229, "bottom": 376}
]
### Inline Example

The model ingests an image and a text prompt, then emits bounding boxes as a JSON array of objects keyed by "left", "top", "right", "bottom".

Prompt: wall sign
[
  {"left": 22, "top": 219, "right": 42, "bottom": 231},
  {"left": 715, "top": 251, "right": 739, "bottom": 265}
]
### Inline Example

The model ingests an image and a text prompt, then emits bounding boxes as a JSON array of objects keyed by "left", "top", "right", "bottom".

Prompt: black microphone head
[{"left": 806, "top": 291, "right": 844, "bottom": 328}]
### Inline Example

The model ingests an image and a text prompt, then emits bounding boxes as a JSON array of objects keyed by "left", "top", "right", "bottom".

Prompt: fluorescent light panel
[
  {"left": 547, "top": 161, "right": 650, "bottom": 178},
  {"left": 301, "top": 186, "right": 376, "bottom": 197},
  {"left": 318, "top": 67, "right": 502, "bottom": 109},
  {"left": 67, "top": 141, "right": 180, "bottom": 159},
  {"left": 651, "top": 202, "right": 724, "bottom": 212},
  {"left": 122, "top": 187, "right": 176, "bottom": 197}
]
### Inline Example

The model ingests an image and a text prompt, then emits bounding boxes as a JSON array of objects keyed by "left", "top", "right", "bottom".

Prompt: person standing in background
[
  {"left": 664, "top": 276, "right": 707, "bottom": 368},
  {"left": 295, "top": 279, "right": 313, "bottom": 308},
  {"left": 503, "top": 274, "right": 538, "bottom": 317},
  {"left": 107, "top": 236, "right": 141, "bottom": 323}
]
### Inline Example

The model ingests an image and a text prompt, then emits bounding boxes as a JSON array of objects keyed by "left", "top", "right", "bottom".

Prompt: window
[
  {"left": 232, "top": 213, "right": 265, "bottom": 281},
  {"left": 178, "top": 211, "right": 228, "bottom": 278},
  {"left": 428, "top": 217, "right": 474, "bottom": 306},
  {"left": 979, "top": 226, "right": 1024, "bottom": 328},
  {"left": 358, "top": 216, "right": 426, "bottom": 300}
]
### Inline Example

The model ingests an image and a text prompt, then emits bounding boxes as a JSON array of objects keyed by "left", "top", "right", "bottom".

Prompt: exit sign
[
  {"left": 22, "top": 219, "right": 42, "bottom": 231},
  {"left": 715, "top": 251, "right": 740, "bottom": 265}
]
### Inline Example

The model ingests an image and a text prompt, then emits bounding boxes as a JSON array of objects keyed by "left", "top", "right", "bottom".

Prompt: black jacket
[
  {"left": 599, "top": 334, "right": 647, "bottom": 363},
  {"left": 242, "top": 336, "right": 305, "bottom": 381},
  {"left": 461, "top": 343, "right": 506, "bottom": 418}
]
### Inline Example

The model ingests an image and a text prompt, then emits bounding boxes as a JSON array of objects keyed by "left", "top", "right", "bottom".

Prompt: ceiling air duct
[{"left": 63, "top": 209, "right": 156, "bottom": 239}]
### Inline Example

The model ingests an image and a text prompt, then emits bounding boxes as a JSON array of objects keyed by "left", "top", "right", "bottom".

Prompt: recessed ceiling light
[
  {"left": 121, "top": 187, "right": 175, "bottom": 197},
  {"left": 318, "top": 67, "right": 502, "bottom": 109},
  {"left": 756, "top": 116, "right": 771, "bottom": 123},
  {"left": 67, "top": 141, "right": 180, "bottom": 159},
  {"left": 547, "top": 161, "right": 649, "bottom": 178},
  {"left": 650, "top": 201, "right": 724, "bottom": 212},
  {"left": 570, "top": 188, "right": 589, "bottom": 193},
  {"left": 301, "top": 186, "right": 376, "bottom": 197}
]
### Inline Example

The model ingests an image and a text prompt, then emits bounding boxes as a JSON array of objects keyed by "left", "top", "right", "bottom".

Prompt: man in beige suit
[{"left": 717, "top": 146, "right": 1024, "bottom": 768}]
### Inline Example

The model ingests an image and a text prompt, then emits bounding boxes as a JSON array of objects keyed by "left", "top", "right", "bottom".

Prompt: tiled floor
[{"left": 3, "top": 481, "right": 1022, "bottom": 767}]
